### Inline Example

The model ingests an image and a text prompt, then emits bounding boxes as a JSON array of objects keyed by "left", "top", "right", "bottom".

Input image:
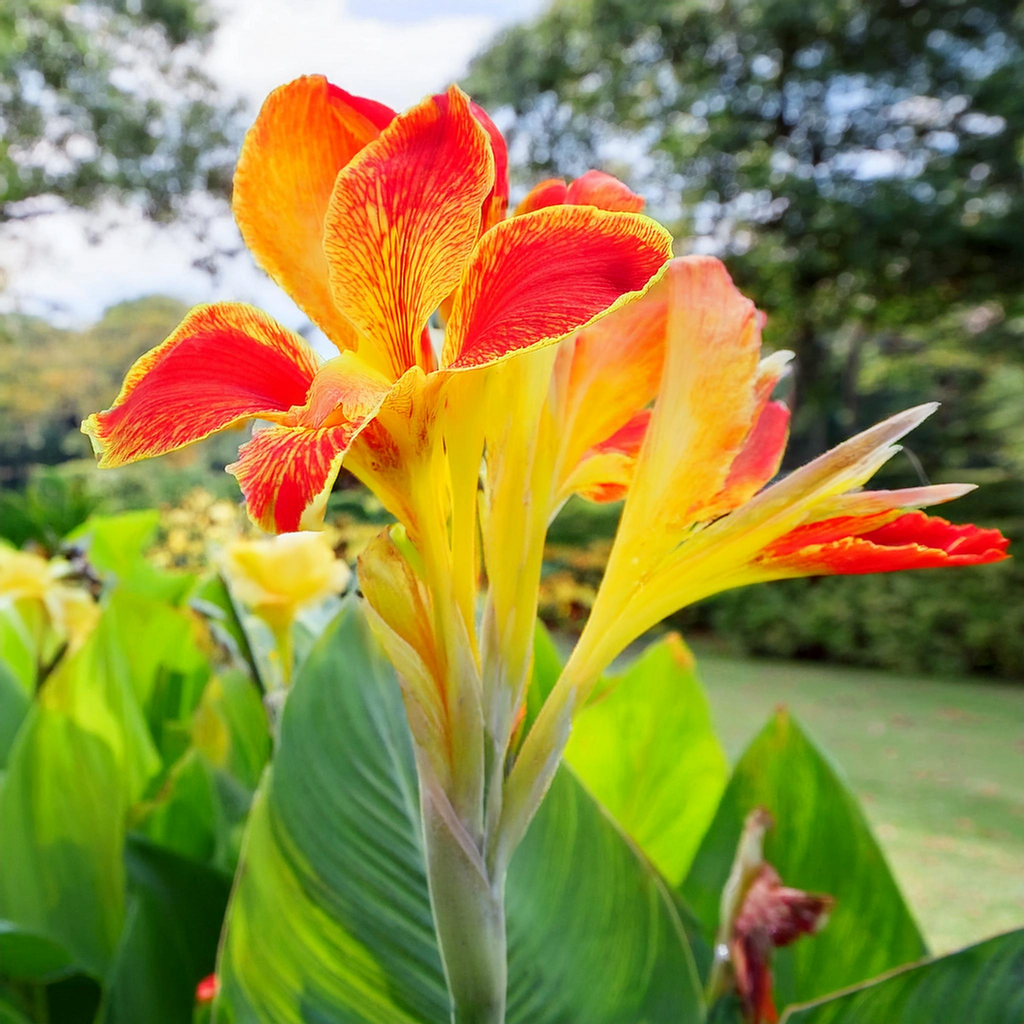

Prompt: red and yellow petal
[
  {"left": 468, "top": 100, "right": 509, "bottom": 232},
  {"left": 565, "top": 410, "right": 651, "bottom": 503},
  {"left": 324, "top": 85, "right": 493, "bottom": 379},
  {"left": 760, "top": 511, "right": 1010, "bottom": 576},
  {"left": 553, "top": 273, "right": 669, "bottom": 484},
  {"left": 82, "top": 303, "right": 319, "bottom": 468},
  {"left": 442, "top": 205, "right": 673, "bottom": 370},
  {"left": 514, "top": 171, "right": 644, "bottom": 216},
  {"left": 617, "top": 256, "right": 764, "bottom": 531},
  {"left": 232, "top": 76, "right": 392, "bottom": 352},
  {"left": 712, "top": 399, "right": 791, "bottom": 512},
  {"left": 228, "top": 355, "right": 393, "bottom": 533},
  {"left": 228, "top": 425, "right": 352, "bottom": 534},
  {"left": 565, "top": 170, "right": 645, "bottom": 212}
]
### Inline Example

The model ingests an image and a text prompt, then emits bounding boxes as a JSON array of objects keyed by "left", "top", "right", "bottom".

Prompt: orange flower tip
[
  {"left": 565, "top": 169, "right": 645, "bottom": 213},
  {"left": 765, "top": 511, "right": 1010, "bottom": 576},
  {"left": 233, "top": 77, "right": 392, "bottom": 353},
  {"left": 443, "top": 205, "right": 673, "bottom": 370},
  {"left": 515, "top": 178, "right": 569, "bottom": 216}
]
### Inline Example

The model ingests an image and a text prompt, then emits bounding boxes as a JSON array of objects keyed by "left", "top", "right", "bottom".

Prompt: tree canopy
[
  {"left": 467, "top": 0, "right": 1024, "bottom": 478},
  {"left": 0, "top": 0, "right": 237, "bottom": 229}
]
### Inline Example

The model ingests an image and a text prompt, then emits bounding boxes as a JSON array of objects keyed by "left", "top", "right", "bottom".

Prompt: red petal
[
  {"left": 327, "top": 84, "right": 395, "bottom": 131},
  {"left": 569, "top": 410, "right": 652, "bottom": 503},
  {"left": 229, "top": 423, "right": 359, "bottom": 534},
  {"left": 469, "top": 100, "right": 509, "bottom": 231},
  {"left": 720, "top": 400, "right": 790, "bottom": 503},
  {"left": 566, "top": 170, "right": 645, "bottom": 212},
  {"left": 592, "top": 409, "right": 650, "bottom": 457},
  {"left": 195, "top": 973, "right": 219, "bottom": 1003},
  {"left": 324, "top": 85, "right": 493, "bottom": 378},
  {"left": 83, "top": 304, "right": 318, "bottom": 467},
  {"left": 228, "top": 357, "right": 391, "bottom": 532},
  {"left": 515, "top": 178, "right": 568, "bottom": 215},
  {"left": 443, "top": 205, "right": 672, "bottom": 370},
  {"left": 763, "top": 511, "right": 1010, "bottom": 575}
]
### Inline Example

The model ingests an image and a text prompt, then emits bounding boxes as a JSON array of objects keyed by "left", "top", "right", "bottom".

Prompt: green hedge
[{"left": 673, "top": 558, "right": 1023, "bottom": 680}]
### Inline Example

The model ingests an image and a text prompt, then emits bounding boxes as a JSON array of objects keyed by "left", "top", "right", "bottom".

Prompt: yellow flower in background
[
  {"left": 220, "top": 532, "right": 351, "bottom": 684},
  {"left": 0, "top": 546, "right": 99, "bottom": 653},
  {"left": 221, "top": 532, "right": 351, "bottom": 627}
]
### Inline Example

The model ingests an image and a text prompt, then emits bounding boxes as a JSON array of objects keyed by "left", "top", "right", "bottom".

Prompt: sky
[{"left": 1, "top": 0, "right": 546, "bottom": 330}]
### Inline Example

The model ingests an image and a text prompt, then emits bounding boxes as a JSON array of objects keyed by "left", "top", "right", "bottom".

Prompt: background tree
[
  {"left": 466, "top": 0, "right": 1024, "bottom": 481},
  {"left": 467, "top": 0, "right": 1023, "bottom": 677},
  {"left": 0, "top": 0, "right": 238, "bottom": 238}
]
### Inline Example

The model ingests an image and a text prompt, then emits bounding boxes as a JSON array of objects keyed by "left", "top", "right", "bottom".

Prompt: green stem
[
  {"left": 421, "top": 781, "right": 507, "bottom": 1024},
  {"left": 270, "top": 620, "right": 293, "bottom": 688}
]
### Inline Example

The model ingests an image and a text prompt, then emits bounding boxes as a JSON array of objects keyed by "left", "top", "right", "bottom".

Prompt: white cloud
[{"left": 209, "top": 0, "right": 498, "bottom": 113}]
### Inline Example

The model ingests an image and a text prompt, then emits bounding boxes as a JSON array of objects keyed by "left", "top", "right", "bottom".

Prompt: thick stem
[{"left": 421, "top": 782, "right": 507, "bottom": 1024}]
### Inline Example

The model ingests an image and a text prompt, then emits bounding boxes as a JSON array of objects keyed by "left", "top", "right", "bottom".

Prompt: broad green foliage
[
  {"left": 217, "top": 601, "right": 702, "bottom": 1024},
  {"left": 781, "top": 928, "right": 1024, "bottom": 1023},
  {"left": 563, "top": 633, "right": 729, "bottom": 884},
  {"left": 101, "top": 836, "right": 231, "bottom": 1024},
  {"left": 467, "top": 0, "right": 1024, "bottom": 467},
  {"left": 684, "top": 709, "right": 927, "bottom": 1007},
  {"left": 0, "top": 511, "right": 270, "bottom": 1021}
]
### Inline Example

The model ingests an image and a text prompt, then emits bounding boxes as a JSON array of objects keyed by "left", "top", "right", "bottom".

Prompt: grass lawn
[{"left": 693, "top": 649, "right": 1024, "bottom": 953}]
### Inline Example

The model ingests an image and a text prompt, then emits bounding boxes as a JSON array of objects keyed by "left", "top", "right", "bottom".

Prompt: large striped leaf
[
  {"left": 683, "top": 708, "right": 927, "bottom": 1009},
  {"left": 781, "top": 929, "right": 1024, "bottom": 1023},
  {"left": 216, "top": 600, "right": 702, "bottom": 1023}
]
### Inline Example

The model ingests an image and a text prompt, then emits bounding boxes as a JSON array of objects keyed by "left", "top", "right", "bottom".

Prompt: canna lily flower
[
  {"left": 500, "top": 255, "right": 1009, "bottom": 858},
  {"left": 81, "top": 77, "right": 672, "bottom": 543},
  {"left": 220, "top": 532, "right": 350, "bottom": 629},
  {"left": 0, "top": 545, "right": 100, "bottom": 653},
  {"left": 220, "top": 532, "right": 350, "bottom": 684}
]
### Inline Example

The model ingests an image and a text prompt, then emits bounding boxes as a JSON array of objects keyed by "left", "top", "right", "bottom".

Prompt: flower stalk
[{"left": 421, "top": 779, "right": 507, "bottom": 1024}]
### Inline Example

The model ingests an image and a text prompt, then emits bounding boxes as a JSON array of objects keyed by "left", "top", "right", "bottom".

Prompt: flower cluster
[{"left": 83, "top": 75, "right": 1009, "bottom": 1019}]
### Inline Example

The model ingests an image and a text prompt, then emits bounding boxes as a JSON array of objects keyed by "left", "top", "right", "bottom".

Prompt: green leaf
[
  {"left": 0, "top": 704, "right": 126, "bottom": 978},
  {"left": 564, "top": 633, "right": 729, "bottom": 884},
  {"left": 0, "top": 606, "right": 37, "bottom": 767},
  {"left": 683, "top": 708, "right": 927, "bottom": 1007},
  {"left": 217, "top": 600, "right": 701, "bottom": 1024},
  {"left": 71, "top": 511, "right": 193, "bottom": 603},
  {"left": 0, "top": 921, "right": 76, "bottom": 982},
  {"left": 69, "top": 511, "right": 160, "bottom": 578},
  {"left": 101, "top": 835, "right": 231, "bottom": 1024},
  {"left": 0, "top": 598, "right": 177, "bottom": 977},
  {"left": 0, "top": 606, "right": 36, "bottom": 693},
  {"left": 0, "top": 660, "right": 30, "bottom": 770},
  {"left": 781, "top": 929, "right": 1024, "bottom": 1023}
]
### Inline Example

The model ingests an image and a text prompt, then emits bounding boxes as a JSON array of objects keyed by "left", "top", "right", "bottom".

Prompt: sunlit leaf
[{"left": 564, "top": 633, "right": 729, "bottom": 884}]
